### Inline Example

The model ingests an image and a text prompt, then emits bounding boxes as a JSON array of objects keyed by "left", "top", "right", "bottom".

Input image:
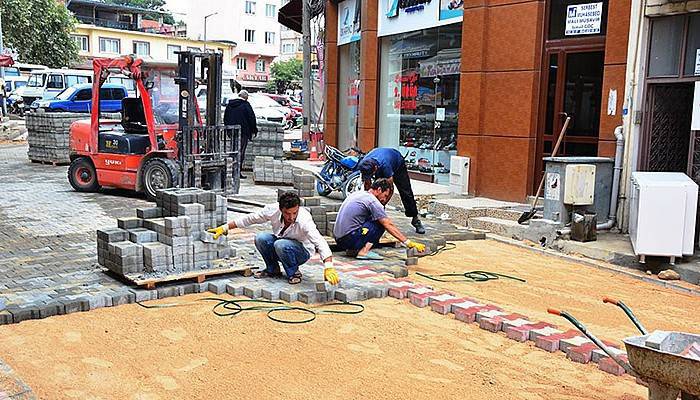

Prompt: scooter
[
  {"left": 314, "top": 145, "right": 365, "bottom": 198},
  {"left": 7, "top": 94, "right": 25, "bottom": 117}
]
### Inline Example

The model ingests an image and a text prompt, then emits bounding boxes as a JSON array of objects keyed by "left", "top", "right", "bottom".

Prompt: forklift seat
[{"left": 121, "top": 97, "right": 148, "bottom": 134}]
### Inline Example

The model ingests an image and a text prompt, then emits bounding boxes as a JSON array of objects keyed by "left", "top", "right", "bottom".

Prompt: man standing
[
  {"left": 334, "top": 178, "right": 425, "bottom": 260},
  {"left": 224, "top": 90, "right": 257, "bottom": 179},
  {"left": 357, "top": 147, "right": 425, "bottom": 234},
  {"left": 208, "top": 192, "right": 339, "bottom": 285}
]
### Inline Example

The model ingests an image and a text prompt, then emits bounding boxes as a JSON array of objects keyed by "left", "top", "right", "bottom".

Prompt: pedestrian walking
[{"left": 224, "top": 90, "right": 257, "bottom": 179}]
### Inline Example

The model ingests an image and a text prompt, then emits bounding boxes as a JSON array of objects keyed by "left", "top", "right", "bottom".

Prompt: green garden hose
[
  {"left": 415, "top": 270, "right": 526, "bottom": 283},
  {"left": 137, "top": 297, "right": 364, "bottom": 324}
]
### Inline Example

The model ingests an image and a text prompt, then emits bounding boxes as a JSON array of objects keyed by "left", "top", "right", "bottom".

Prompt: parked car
[
  {"left": 22, "top": 68, "right": 93, "bottom": 106},
  {"left": 4, "top": 76, "right": 28, "bottom": 94},
  {"left": 30, "top": 83, "right": 127, "bottom": 113},
  {"left": 248, "top": 93, "right": 295, "bottom": 129},
  {"left": 266, "top": 93, "right": 302, "bottom": 113}
]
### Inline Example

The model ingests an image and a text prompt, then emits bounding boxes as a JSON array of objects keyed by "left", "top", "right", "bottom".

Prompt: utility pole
[
  {"left": 203, "top": 12, "right": 218, "bottom": 51},
  {"left": 301, "top": 0, "right": 311, "bottom": 141}
]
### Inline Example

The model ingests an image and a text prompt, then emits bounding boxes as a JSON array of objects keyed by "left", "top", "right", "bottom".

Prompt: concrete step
[
  {"left": 481, "top": 208, "right": 525, "bottom": 222},
  {"left": 467, "top": 217, "right": 527, "bottom": 239}
]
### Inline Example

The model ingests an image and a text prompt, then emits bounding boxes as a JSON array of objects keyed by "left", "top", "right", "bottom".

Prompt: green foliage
[
  {"left": 269, "top": 58, "right": 303, "bottom": 93},
  {"left": 0, "top": 0, "right": 78, "bottom": 67},
  {"left": 104, "top": 0, "right": 175, "bottom": 25}
]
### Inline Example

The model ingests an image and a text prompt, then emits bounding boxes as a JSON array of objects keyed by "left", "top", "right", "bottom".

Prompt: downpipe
[{"left": 557, "top": 126, "right": 624, "bottom": 236}]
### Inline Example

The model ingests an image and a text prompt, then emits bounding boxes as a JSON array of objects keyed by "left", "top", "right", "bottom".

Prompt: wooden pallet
[
  {"left": 29, "top": 159, "right": 69, "bottom": 166},
  {"left": 123, "top": 262, "right": 252, "bottom": 290}
]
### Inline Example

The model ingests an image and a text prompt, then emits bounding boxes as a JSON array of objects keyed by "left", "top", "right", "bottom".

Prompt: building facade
[
  {"left": 72, "top": 25, "right": 234, "bottom": 65},
  {"left": 279, "top": 26, "right": 303, "bottom": 61},
  {"left": 173, "top": 0, "right": 283, "bottom": 90},
  {"left": 323, "top": 0, "right": 631, "bottom": 202},
  {"left": 67, "top": 1, "right": 235, "bottom": 68},
  {"left": 616, "top": 0, "right": 700, "bottom": 232}
]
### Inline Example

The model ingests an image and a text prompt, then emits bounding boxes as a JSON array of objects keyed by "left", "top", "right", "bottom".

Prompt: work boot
[
  {"left": 411, "top": 217, "right": 426, "bottom": 234},
  {"left": 240, "top": 174, "right": 247, "bottom": 179}
]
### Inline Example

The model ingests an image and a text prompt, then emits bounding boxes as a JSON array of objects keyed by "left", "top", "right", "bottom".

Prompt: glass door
[{"left": 536, "top": 49, "right": 604, "bottom": 182}]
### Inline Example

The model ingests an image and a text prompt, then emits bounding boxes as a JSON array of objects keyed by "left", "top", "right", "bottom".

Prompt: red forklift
[{"left": 67, "top": 51, "right": 240, "bottom": 200}]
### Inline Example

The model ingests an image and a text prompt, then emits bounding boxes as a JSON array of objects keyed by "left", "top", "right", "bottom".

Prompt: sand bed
[{"left": 1, "top": 239, "right": 698, "bottom": 399}]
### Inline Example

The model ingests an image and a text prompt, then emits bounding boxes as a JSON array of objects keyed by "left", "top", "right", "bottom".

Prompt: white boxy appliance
[{"left": 629, "top": 172, "right": 698, "bottom": 264}]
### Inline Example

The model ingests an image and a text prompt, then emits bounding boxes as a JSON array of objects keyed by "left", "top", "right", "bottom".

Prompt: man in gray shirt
[{"left": 334, "top": 179, "right": 425, "bottom": 260}]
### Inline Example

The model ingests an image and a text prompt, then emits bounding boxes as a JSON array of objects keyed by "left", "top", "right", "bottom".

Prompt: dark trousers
[
  {"left": 254, "top": 233, "right": 310, "bottom": 277},
  {"left": 394, "top": 162, "right": 419, "bottom": 218},
  {"left": 239, "top": 134, "right": 250, "bottom": 172},
  {"left": 336, "top": 220, "right": 386, "bottom": 251}
]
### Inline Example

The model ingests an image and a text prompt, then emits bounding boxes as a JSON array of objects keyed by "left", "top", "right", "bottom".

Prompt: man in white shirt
[{"left": 208, "top": 191, "right": 338, "bottom": 285}]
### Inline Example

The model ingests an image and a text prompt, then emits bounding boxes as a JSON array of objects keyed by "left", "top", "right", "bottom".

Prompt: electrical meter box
[
  {"left": 564, "top": 164, "right": 596, "bottom": 205},
  {"left": 543, "top": 157, "right": 614, "bottom": 225}
]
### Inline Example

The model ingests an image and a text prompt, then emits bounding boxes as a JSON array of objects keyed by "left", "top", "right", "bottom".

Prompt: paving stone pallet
[
  {"left": 242, "top": 121, "right": 285, "bottom": 171},
  {"left": 253, "top": 156, "right": 294, "bottom": 185},
  {"left": 97, "top": 188, "right": 237, "bottom": 286},
  {"left": 25, "top": 111, "right": 121, "bottom": 164}
]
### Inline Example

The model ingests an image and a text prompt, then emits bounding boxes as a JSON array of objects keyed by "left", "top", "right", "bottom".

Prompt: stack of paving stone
[
  {"left": 26, "top": 111, "right": 120, "bottom": 164},
  {"left": 97, "top": 188, "right": 234, "bottom": 278},
  {"left": 242, "top": 120, "right": 285, "bottom": 171},
  {"left": 292, "top": 169, "right": 317, "bottom": 197},
  {"left": 253, "top": 156, "right": 294, "bottom": 185}
]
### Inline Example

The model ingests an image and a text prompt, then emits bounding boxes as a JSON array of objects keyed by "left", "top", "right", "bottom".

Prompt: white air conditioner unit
[
  {"left": 449, "top": 156, "right": 470, "bottom": 195},
  {"left": 629, "top": 172, "right": 698, "bottom": 264}
]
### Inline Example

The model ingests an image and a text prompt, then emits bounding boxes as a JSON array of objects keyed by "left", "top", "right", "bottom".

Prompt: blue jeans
[
  {"left": 254, "top": 232, "right": 310, "bottom": 277},
  {"left": 336, "top": 220, "right": 386, "bottom": 251}
]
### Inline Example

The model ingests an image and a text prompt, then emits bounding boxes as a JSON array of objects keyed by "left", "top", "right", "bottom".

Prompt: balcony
[{"left": 75, "top": 15, "right": 137, "bottom": 31}]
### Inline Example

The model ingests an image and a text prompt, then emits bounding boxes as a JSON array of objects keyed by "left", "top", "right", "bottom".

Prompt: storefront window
[
  {"left": 338, "top": 41, "right": 361, "bottom": 150},
  {"left": 548, "top": 0, "right": 608, "bottom": 41},
  {"left": 378, "top": 23, "right": 461, "bottom": 185}
]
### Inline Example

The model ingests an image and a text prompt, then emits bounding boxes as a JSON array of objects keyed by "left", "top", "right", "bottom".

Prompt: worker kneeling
[
  {"left": 333, "top": 178, "right": 425, "bottom": 260},
  {"left": 208, "top": 192, "right": 339, "bottom": 285}
]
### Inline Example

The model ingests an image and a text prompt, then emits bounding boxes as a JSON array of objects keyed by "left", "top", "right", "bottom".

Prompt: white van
[{"left": 22, "top": 68, "right": 93, "bottom": 105}]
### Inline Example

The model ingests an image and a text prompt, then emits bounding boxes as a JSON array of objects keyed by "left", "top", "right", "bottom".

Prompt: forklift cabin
[{"left": 67, "top": 52, "right": 241, "bottom": 200}]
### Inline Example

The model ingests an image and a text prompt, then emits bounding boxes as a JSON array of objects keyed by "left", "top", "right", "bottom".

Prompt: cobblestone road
[{"left": 0, "top": 143, "right": 476, "bottom": 326}]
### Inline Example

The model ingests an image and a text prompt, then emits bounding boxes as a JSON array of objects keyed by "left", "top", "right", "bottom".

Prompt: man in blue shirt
[
  {"left": 334, "top": 179, "right": 425, "bottom": 260},
  {"left": 358, "top": 147, "right": 425, "bottom": 234}
]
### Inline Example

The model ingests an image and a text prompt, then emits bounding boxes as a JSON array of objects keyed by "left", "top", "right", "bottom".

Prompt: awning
[
  {"left": 0, "top": 55, "right": 14, "bottom": 67},
  {"left": 238, "top": 80, "right": 269, "bottom": 89},
  {"left": 278, "top": 0, "right": 327, "bottom": 33}
]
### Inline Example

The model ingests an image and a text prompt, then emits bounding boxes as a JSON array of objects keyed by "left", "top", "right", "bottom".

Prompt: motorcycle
[
  {"left": 7, "top": 94, "right": 25, "bottom": 117},
  {"left": 313, "top": 145, "right": 365, "bottom": 198}
]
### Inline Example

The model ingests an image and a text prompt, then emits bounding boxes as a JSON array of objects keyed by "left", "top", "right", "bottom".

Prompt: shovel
[{"left": 518, "top": 116, "right": 571, "bottom": 224}]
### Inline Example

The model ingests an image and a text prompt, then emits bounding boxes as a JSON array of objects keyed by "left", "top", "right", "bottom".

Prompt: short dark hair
[
  {"left": 370, "top": 178, "right": 393, "bottom": 193},
  {"left": 278, "top": 191, "right": 301, "bottom": 209},
  {"left": 359, "top": 158, "right": 378, "bottom": 179}
]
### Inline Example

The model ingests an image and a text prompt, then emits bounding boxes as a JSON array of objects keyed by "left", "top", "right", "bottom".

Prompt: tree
[
  {"left": 269, "top": 58, "right": 303, "bottom": 93},
  {"left": 0, "top": 0, "right": 78, "bottom": 67},
  {"left": 105, "top": 0, "right": 175, "bottom": 25}
]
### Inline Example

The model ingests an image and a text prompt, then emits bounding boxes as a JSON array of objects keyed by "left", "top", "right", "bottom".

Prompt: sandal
[
  {"left": 254, "top": 270, "right": 279, "bottom": 279},
  {"left": 288, "top": 272, "right": 302, "bottom": 285}
]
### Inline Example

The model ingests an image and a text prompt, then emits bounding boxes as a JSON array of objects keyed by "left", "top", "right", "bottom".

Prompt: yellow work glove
[
  {"left": 323, "top": 261, "right": 340, "bottom": 285},
  {"left": 207, "top": 224, "right": 229, "bottom": 239},
  {"left": 404, "top": 239, "right": 426, "bottom": 253}
]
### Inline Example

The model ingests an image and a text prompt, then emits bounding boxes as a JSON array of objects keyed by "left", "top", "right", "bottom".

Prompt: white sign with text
[{"left": 565, "top": 2, "right": 603, "bottom": 36}]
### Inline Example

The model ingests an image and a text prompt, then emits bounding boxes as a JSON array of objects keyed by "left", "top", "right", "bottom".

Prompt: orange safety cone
[{"left": 309, "top": 132, "right": 319, "bottom": 161}]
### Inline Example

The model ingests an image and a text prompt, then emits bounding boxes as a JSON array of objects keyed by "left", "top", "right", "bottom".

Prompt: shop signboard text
[{"left": 565, "top": 2, "right": 603, "bottom": 36}]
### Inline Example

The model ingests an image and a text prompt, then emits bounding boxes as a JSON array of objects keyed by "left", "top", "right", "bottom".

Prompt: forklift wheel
[
  {"left": 142, "top": 158, "right": 178, "bottom": 201},
  {"left": 68, "top": 158, "right": 100, "bottom": 192}
]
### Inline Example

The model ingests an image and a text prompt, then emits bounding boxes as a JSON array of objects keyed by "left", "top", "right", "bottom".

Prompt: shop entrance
[
  {"left": 641, "top": 83, "right": 693, "bottom": 173},
  {"left": 534, "top": 0, "right": 609, "bottom": 192},
  {"left": 539, "top": 50, "right": 604, "bottom": 159}
]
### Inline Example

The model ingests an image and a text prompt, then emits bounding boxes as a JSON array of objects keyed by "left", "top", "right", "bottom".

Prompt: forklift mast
[{"left": 175, "top": 50, "right": 240, "bottom": 194}]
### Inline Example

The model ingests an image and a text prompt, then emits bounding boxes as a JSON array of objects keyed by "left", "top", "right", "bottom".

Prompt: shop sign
[
  {"left": 565, "top": 2, "right": 603, "bottom": 36},
  {"left": 378, "top": 0, "right": 461, "bottom": 37},
  {"left": 419, "top": 59, "right": 460, "bottom": 77},
  {"left": 242, "top": 74, "right": 268, "bottom": 82},
  {"left": 337, "top": 0, "right": 361, "bottom": 46},
  {"left": 439, "top": 0, "right": 463, "bottom": 21}
]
